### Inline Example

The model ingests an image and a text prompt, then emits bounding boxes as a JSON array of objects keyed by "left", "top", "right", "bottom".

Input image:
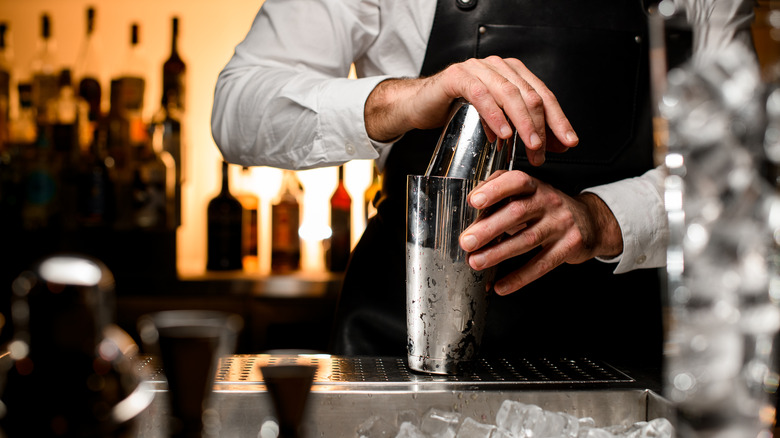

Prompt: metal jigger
[
  {"left": 1, "top": 254, "right": 153, "bottom": 437},
  {"left": 138, "top": 310, "right": 242, "bottom": 438},
  {"left": 260, "top": 364, "right": 317, "bottom": 438}
]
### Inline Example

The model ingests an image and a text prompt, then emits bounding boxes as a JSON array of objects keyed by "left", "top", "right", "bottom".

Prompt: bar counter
[{"left": 128, "top": 353, "right": 671, "bottom": 437}]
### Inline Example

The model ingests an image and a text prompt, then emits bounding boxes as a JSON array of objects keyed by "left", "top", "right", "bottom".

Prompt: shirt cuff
[
  {"left": 316, "top": 75, "right": 395, "bottom": 162},
  {"left": 582, "top": 168, "right": 668, "bottom": 274}
]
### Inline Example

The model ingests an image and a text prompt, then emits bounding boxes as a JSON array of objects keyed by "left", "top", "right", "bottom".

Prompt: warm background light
[{"left": 0, "top": 0, "right": 374, "bottom": 276}]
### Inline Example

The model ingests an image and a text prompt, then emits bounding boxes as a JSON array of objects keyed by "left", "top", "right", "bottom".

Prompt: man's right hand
[{"left": 364, "top": 56, "right": 579, "bottom": 166}]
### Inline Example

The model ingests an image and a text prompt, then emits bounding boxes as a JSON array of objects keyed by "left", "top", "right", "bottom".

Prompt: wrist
[{"left": 577, "top": 192, "right": 623, "bottom": 259}]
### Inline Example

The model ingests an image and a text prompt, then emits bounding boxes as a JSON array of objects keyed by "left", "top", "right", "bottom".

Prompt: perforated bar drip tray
[{"left": 210, "top": 355, "right": 636, "bottom": 390}]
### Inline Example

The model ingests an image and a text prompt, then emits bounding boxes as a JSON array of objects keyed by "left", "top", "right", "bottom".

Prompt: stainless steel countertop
[{"left": 131, "top": 354, "right": 674, "bottom": 437}]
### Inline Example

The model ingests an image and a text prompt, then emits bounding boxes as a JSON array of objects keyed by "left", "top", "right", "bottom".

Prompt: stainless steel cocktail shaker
[{"left": 406, "top": 99, "right": 515, "bottom": 374}]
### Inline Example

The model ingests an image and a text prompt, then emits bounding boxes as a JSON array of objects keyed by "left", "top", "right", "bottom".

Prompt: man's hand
[
  {"left": 458, "top": 170, "right": 624, "bottom": 295},
  {"left": 364, "top": 56, "right": 579, "bottom": 166}
]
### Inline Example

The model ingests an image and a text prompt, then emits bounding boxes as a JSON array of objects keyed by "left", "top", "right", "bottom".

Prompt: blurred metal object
[
  {"left": 138, "top": 310, "right": 242, "bottom": 438},
  {"left": 2, "top": 254, "right": 152, "bottom": 437},
  {"left": 406, "top": 175, "right": 496, "bottom": 375},
  {"left": 425, "top": 98, "right": 515, "bottom": 179}
]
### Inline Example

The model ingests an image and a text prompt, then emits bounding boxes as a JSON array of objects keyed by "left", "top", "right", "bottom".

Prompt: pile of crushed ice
[{"left": 358, "top": 400, "right": 673, "bottom": 438}]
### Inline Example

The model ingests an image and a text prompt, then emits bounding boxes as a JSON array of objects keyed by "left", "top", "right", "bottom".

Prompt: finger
[
  {"left": 505, "top": 58, "right": 579, "bottom": 150},
  {"left": 480, "top": 57, "right": 547, "bottom": 164},
  {"left": 493, "top": 244, "right": 568, "bottom": 295},
  {"left": 465, "top": 214, "right": 548, "bottom": 268},
  {"left": 444, "top": 60, "right": 515, "bottom": 139},
  {"left": 467, "top": 171, "right": 536, "bottom": 210}
]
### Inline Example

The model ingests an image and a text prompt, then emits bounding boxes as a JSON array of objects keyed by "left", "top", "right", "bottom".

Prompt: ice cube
[
  {"left": 358, "top": 415, "right": 398, "bottom": 438},
  {"left": 420, "top": 408, "right": 461, "bottom": 438},
  {"left": 396, "top": 422, "right": 427, "bottom": 438},
  {"left": 455, "top": 417, "right": 496, "bottom": 438}
]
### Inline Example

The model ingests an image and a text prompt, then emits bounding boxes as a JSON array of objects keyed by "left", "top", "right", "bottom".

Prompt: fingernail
[
  {"left": 500, "top": 125, "right": 513, "bottom": 138},
  {"left": 530, "top": 132, "right": 542, "bottom": 149},
  {"left": 470, "top": 253, "right": 485, "bottom": 269},
  {"left": 494, "top": 282, "right": 506, "bottom": 295},
  {"left": 566, "top": 131, "right": 578, "bottom": 143},
  {"left": 471, "top": 192, "right": 486, "bottom": 208},
  {"left": 461, "top": 234, "right": 478, "bottom": 252},
  {"left": 533, "top": 151, "right": 545, "bottom": 166}
]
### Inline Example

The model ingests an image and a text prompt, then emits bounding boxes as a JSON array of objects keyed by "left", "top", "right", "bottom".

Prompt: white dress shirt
[{"left": 211, "top": 0, "right": 754, "bottom": 274}]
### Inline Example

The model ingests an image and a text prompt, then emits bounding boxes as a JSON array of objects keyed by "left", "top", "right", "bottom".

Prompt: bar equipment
[
  {"left": 1, "top": 254, "right": 152, "bottom": 437},
  {"left": 137, "top": 310, "right": 242, "bottom": 438},
  {"left": 405, "top": 99, "right": 514, "bottom": 375},
  {"left": 259, "top": 363, "right": 317, "bottom": 438}
]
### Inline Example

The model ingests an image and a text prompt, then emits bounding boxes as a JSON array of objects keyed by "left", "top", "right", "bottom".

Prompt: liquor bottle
[
  {"left": 30, "top": 14, "right": 58, "bottom": 122},
  {"left": 9, "top": 83, "right": 36, "bottom": 146},
  {"left": 152, "top": 17, "right": 186, "bottom": 228},
  {"left": 0, "top": 22, "right": 11, "bottom": 126},
  {"left": 328, "top": 165, "right": 351, "bottom": 272},
  {"left": 364, "top": 164, "right": 381, "bottom": 221},
  {"left": 130, "top": 127, "right": 172, "bottom": 230},
  {"left": 207, "top": 161, "right": 243, "bottom": 271},
  {"left": 47, "top": 69, "right": 90, "bottom": 230},
  {"left": 22, "top": 124, "right": 60, "bottom": 230},
  {"left": 75, "top": 7, "right": 102, "bottom": 126},
  {"left": 162, "top": 17, "right": 186, "bottom": 112},
  {"left": 105, "top": 79, "right": 133, "bottom": 229},
  {"left": 117, "top": 23, "right": 146, "bottom": 151},
  {"left": 78, "top": 125, "right": 114, "bottom": 228},
  {"left": 235, "top": 166, "right": 259, "bottom": 272},
  {"left": 271, "top": 170, "right": 301, "bottom": 273}
]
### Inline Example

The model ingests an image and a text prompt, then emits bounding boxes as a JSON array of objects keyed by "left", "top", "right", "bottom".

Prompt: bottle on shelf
[
  {"left": 21, "top": 121, "right": 60, "bottom": 231},
  {"left": 235, "top": 166, "right": 259, "bottom": 272},
  {"left": 78, "top": 124, "right": 114, "bottom": 228},
  {"left": 75, "top": 7, "right": 102, "bottom": 128},
  {"left": 207, "top": 161, "right": 243, "bottom": 271},
  {"left": 271, "top": 170, "right": 302, "bottom": 274},
  {"left": 328, "top": 165, "right": 351, "bottom": 272},
  {"left": 0, "top": 22, "right": 11, "bottom": 127},
  {"left": 364, "top": 164, "right": 381, "bottom": 221},
  {"left": 105, "top": 79, "right": 133, "bottom": 229},
  {"left": 130, "top": 125, "right": 173, "bottom": 230},
  {"left": 30, "top": 13, "right": 58, "bottom": 122},
  {"left": 152, "top": 16, "right": 186, "bottom": 227},
  {"left": 162, "top": 17, "right": 186, "bottom": 112},
  {"left": 116, "top": 23, "right": 146, "bottom": 151},
  {"left": 0, "top": 83, "right": 31, "bottom": 230},
  {"left": 46, "top": 69, "right": 89, "bottom": 229}
]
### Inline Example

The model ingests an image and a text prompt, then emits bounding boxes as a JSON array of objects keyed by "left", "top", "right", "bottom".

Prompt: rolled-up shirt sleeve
[
  {"left": 582, "top": 167, "right": 669, "bottom": 274},
  {"left": 211, "top": 0, "right": 391, "bottom": 170}
]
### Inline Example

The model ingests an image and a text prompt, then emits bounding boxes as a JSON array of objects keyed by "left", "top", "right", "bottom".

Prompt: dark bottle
[
  {"left": 31, "top": 13, "right": 58, "bottom": 122},
  {"left": 78, "top": 126, "right": 115, "bottom": 227},
  {"left": 0, "top": 22, "right": 10, "bottom": 125},
  {"left": 328, "top": 165, "right": 351, "bottom": 272},
  {"left": 207, "top": 161, "right": 243, "bottom": 271},
  {"left": 105, "top": 79, "right": 133, "bottom": 229},
  {"left": 130, "top": 130, "right": 172, "bottom": 230},
  {"left": 235, "top": 166, "right": 259, "bottom": 272},
  {"left": 76, "top": 7, "right": 102, "bottom": 125},
  {"left": 364, "top": 164, "right": 381, "bottom": 221},
  {"left": 162, "top": 17, "right": 186, "bottom": 112},
  {"left": 271, "top": 170, "right": 301, "bottom": 273}
]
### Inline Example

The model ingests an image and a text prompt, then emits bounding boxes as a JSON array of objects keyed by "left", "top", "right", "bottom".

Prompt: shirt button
[
  {"left": 636, "top": 254, "right": 647, "bottom": 265},
  {"left": 345, "top": 143, "right": 356, "bottom": 155}
]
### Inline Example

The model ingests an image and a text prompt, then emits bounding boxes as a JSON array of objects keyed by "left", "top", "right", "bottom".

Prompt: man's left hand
[{"left": 458, "top": 170, "right": 623, "bottom": 295}]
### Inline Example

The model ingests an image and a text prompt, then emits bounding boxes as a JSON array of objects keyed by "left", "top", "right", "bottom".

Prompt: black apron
[{"left": 331, "top": 0, "right": 663, "bottom": 371}]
